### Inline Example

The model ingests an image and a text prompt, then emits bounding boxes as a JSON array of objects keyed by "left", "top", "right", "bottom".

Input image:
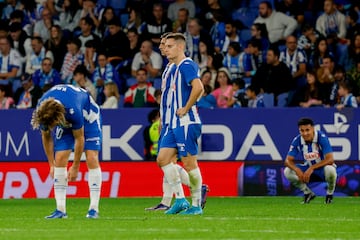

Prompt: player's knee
[
  {"left": 284, "top": 167, "right": 297, "bottom": 181},
  {"left": 324, "top": 165, "right": 337, "bottom": 179}
]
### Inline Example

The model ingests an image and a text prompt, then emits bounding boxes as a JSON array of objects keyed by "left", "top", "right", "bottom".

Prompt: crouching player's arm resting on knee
[
  {"left": 41, "top": 129, "right": 56, "bottom": 178},
  {"left": 303, "top": 153, "right": 334, "bottom": 183},
  {"left": 68, "top": 127, "right": 85, "bottom": 181},
  {"left": 285, "top": 155, "right": 305, "bottom": 182}
]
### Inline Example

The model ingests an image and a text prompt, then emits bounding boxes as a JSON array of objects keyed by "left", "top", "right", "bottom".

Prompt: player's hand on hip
[{"left": 176, "top": 108, "right": 187, "bottom": 118}]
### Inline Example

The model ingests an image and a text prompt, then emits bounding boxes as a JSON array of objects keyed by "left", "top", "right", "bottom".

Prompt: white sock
[
  {"left": 88, "top": 168, "right": 102, "bottom": 212},
  {"left": 161, "top": 163, "right": 184, "bottom": 199},
  {"left": 54, "top": 167, "right": 67, "bottom": 213},
  {"left": 188, "top": 168, "right": 202, "bottom": 207},
  {"left": 175, "top": 164, "right": 190, "bottom": 187},
  {"left": 324, "top": 165, "right": 337, "bottom": 195},
  {"left": 161, "top": 176, "right": 173, "bottom": 207}
]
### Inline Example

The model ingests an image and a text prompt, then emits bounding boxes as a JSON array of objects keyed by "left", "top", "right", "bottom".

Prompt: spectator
[
  {"left": 250, "top": 23, "right": 270, "bottom": 52},
  {"left": 297, "top": 24, "right": 322, "bottom": 62},
  {"left": 127, "top": 27, "right": 142, "bottom": 60},
  {"left": 60, "top": 38, "right": 84, "bottom": 83},
  {"left": 101, "top": 81, "right": 119, "bottom": 109},
  {"left": 252, "top": 46, "right": 294, "bottom": 106},
  {"left": 97, "top": 6, "right": 117, "bottom": 38},
  {"left": 45, "top": 25, "right": 68, "bottom": 71},
  {"left": 0, "top": 36, "right": 23, "bottom": 93},
  {"left": 222, "top": 19, "right": 242, "bottom": 54},
  {"left": 102, "top": 17, "right": 130, "bottom": 62},
  {"left": 197, "top": 84, "right": 217, "bottom": 109},
  {"left": 345, "top": 8, "right": 360, "bottom": 44},
  {"left": 84, "top": 39, "right": 97, "bottom": 74},
  {"left": 172, "top": 7, "right": 190, "bottom": 33},
  {"left": 14, "top": 73, "right": 42, "bottom": 109},
  {"left": 243, "top": 38, "right": 266, "bottom": 77},
  {"left": 197, "top": 0, "right": 227, "bottom": 33},
  {"left": 33, "top": 7, "right": 58, "bottom": 42},
  {"left": 18, "top": 0, "right": 39, "bottom": 34},
  {"left": 167, "top": 0, "right": 195, "bottom": 22},
  {"left": 222, "top": 41, "right": 245, "bottom": 80},
  {"left": 254, "top": 1, "right": 297, "bottom": 45},
  {"left": 347, "top": 56, "right": 360, "bottom": 103},
  {"left": 246, "top": 84, "right": 265, "bottom": 108},
  {"left": 295, "top": 70, "right": 325, "bottom": 108},
  {"left": 345, "top": 33, "right": 360, "bottom": 70},
  {"left": 8, "top": 22, "right": 32, "bottom": 64},
  {"left": 328, "top": 65, "right": 347, "bottom": 106},
  {"left": 32, "top": 57, "right": 61, "bottom": 90},
  {"left": 123, "top": 6, "right": 145, "bottom": 34},
  {"left": 275, "top": 0, "right": 305, "bottom": 30},
  {"left": 131, "top": 40, "right": 162, "bottom": 79},
  {"left": 198, "top": 39, "right": 214, "bottom": 70},
  {"left": 336, "top": 80, "right": 358, "bottom": 110},
  {"left": 0, "top": 84, "right": 15, "bottom": 109},
  {"left": 92, "top": 52, "right": 121, "bottom": 105},
  {"left": 142, "top": 2, "right": 172, "bottom": 48},
  {"left": 124, "top": 68, "right": 157, "bottom": 108},
  {"left": 79, "top": 0, "right": 104, "bottom": 29},
  {"left": 211, "top": 67, "right": 233, "bottom": 108},
  {"left": 279, "top": 35, "right": 307, "bottom": 88},
  {"left": 72, "top": 64, "right": 96, "bottom": 101},
  {"left": 309, "top": 37, "right": 334, "bottom": 70},
  {"left": 316, "top": 0, "right": 347, "bottom": 41},
  {"left": 200, "top": 68, "right": 216, "bottom": 89},
  {"left": 25, "top": 36, "right": 54, "bottom": 74},
  {"left": 143, "top": 108, "right": 160, "bottom": 161},
  {"left": 184, "top": 18, "right": 214, "bottom": 65},
  {"left": 9, "top": 9, "right": 32, "bottom": 37},
  {"left": 76, "top": 16, "right": 101, "bottom": 55},
  {"left": 58, "top": 0, "right": 82, "bottom": 36},
  {"left": 1, "top": 0, "right": 21, "bottom": 22},
  {"left": 228, "top": 78, "right": 247, "bottom": 108}
]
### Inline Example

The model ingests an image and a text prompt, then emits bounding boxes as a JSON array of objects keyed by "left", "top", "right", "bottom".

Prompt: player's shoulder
[{"left": 179, "top": 58, "right": 198, "bottom": 70}]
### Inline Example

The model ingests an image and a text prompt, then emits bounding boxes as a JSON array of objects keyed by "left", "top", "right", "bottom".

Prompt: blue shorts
[
  {"left": 159, "top": 124, "right": 201, "bottom": 157},
  {"left": 296, "top": 164, "right": 326, "bottom": 182},
  {"left": 54, "top": 120, "right": 102, "bottom": 152}
]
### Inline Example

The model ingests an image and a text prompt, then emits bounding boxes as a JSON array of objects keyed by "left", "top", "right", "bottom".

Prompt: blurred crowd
[{"left": 0, "top": 0, "right": 359, "bottom": 110}]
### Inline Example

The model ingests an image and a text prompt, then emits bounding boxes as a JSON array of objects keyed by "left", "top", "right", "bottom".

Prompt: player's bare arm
[
  {"left": 176, "top": 78, "right": 203, "bottom": 117},
  {"left": 41, "top": 129, "right": 55, "bottom": 178},
  {"left": 68, "top": 127, "right": 85, "bottom": 181},
  {"left": 285, "top": 155, "right": 305, "bottom": 182}
]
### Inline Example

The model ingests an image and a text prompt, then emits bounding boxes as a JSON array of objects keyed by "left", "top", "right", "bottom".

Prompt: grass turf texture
[{"left": 0, "top": 197, "right": 359, "bottom": 240}]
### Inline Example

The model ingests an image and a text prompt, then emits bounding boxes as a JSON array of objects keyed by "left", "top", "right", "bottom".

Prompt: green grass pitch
[{"left": 0, "top": 197, "right": 359, "bottom": 240}]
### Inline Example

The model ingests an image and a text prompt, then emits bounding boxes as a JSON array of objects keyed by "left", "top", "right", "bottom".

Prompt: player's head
[
  {"left": 31, "top": 98, "right": 67, "bottom": 130},
  {"left": 164, "top": 33, "right": 186, "bottom": 60},
  {"left": 297, "top": 117, "right": 315, "bottom": 142},
  {"left": 159, "top": 32, "right": 171, "bottom": 56}
]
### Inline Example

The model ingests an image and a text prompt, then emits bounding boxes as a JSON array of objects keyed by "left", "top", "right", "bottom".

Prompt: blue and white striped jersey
[
  {"left": 160, "top": 63, "right": 176, "bottom": 126},
  {"left": 38, "top": 84, "right": 101, "bottom": 131},
  {"left": 169, "top": 58, "right": 201, "bottom": 129},
  {"left": 287, "top": 130, "right": 333, "bottom": 166}
]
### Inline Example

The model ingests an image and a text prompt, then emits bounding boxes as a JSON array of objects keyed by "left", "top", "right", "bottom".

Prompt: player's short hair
[
  {"left": 160, "top": 32, "right": 171, "bottom": 39},
  {"left": 297, "top": 117, "right": 314, "bottom": 127},
  {"left": 31, "top": 98, "right": 67, "bottom": 130},
  {"left": 166, "top": 32, "right": 186, "bottom": 42}
]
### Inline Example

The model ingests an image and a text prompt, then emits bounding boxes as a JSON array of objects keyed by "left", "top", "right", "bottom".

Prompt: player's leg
[
  {"left": 45, "top": 127, "right": 74, "bottom": 219},
  {"left": 324, "top": 165, "right": 337, "bottom": 203},
  {"left": 283, "top": 165, "right": 315, "bottom": 203},
  {"left": 47, "top": 150, "right": 71, "bottom": 218},
  {"left": 85, "top": 150, "right": 102, "bottom": 218},
  {"left": 177, "top": 124, "right": 203, "bottom": 215}
]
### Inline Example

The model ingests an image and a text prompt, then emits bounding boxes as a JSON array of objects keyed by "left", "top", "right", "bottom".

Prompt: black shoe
[
  {"left": 325, "top": 194, "right": 333, "bottom": 204},
  {"left": 302, "top": 192, "right": 316, "bottom": 204}
]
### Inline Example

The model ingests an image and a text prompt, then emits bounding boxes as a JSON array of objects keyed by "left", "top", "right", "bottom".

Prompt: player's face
[
  {"left": 159, "top": 38, "right": 167, "bottom": 56},
  {"left": 299, "top": 124, "right": 315, "bottom": 142},
  {"left": 164, "top": 38, "right": 178, "bottom": 60}
]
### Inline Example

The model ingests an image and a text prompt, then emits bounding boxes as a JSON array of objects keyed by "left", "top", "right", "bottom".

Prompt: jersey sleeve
[
  {"left": 180, "top": 61, "right": 199, "bottom": 85},
  {"left": 287, "top": 136, "right": 300, "bottom": 157},
  {"left": 318, "top": 132, "right": 333, "bottom": 155}
]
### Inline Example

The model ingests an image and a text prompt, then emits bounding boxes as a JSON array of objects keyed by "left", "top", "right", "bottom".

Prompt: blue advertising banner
[{"left": 0, "top": 108, "right": 359, "bottom": 162}]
